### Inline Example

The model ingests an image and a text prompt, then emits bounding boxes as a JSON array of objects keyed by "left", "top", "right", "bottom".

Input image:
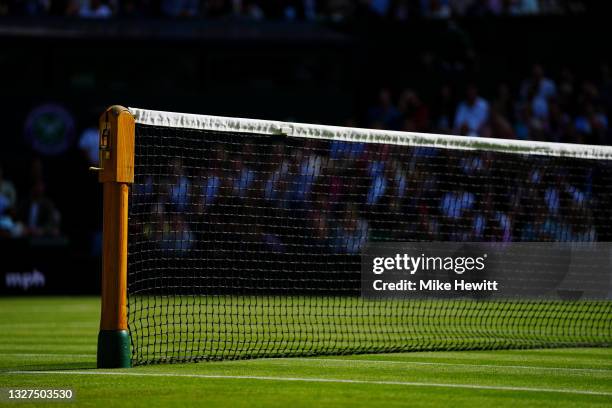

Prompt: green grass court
[{"left": 1, "top": 297, "right": 611, "bottom": 407}]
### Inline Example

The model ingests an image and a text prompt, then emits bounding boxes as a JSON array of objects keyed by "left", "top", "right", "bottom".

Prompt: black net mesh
[{"left": 127, "top": 122, "right": 612, "bottom": 365}]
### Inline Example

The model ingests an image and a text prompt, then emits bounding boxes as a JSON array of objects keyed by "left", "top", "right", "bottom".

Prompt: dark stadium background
[{"left": 0, "top": 0, "right": 610, "bottom": 295}]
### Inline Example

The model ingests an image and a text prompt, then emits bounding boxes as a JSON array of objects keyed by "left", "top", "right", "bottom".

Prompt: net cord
[{"left": 130, "top": 107, "right": 612, "bottom": 160}]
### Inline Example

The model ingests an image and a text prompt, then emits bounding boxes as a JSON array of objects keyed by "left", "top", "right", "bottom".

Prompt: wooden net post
[{"left": 95, "top": 106, "right": 134, "bottom": 368}]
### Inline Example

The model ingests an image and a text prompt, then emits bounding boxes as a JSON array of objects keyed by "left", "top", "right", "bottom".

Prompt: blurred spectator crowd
[
  {"left": 0, "top": 159, "right": 61, "bottom": 238},
  {"left": 0, "top": 0, "right": 589, "bottom": 20},
  {"left": 128, "top": 124, "right": 607, "bottom": 266},
  {"left": 2, "top": 64, "right": 610, "bottom": 244},
  {"left": 366, "top": 64, "right": 611, "bottom": 145}
]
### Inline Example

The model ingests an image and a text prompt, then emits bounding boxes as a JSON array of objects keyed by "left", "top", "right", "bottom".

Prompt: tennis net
[{"left": 125, "top": 108, "right": 612, "bottom": 365}]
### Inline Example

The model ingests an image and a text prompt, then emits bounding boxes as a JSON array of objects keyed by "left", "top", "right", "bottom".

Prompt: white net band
[{"left": 130, "top": 107, "right": 612, "bottom": 160}]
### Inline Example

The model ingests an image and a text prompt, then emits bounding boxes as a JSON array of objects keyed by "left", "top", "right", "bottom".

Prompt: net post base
[{"left": 97, "top": 330, "right": 131, "bottom": 368}]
